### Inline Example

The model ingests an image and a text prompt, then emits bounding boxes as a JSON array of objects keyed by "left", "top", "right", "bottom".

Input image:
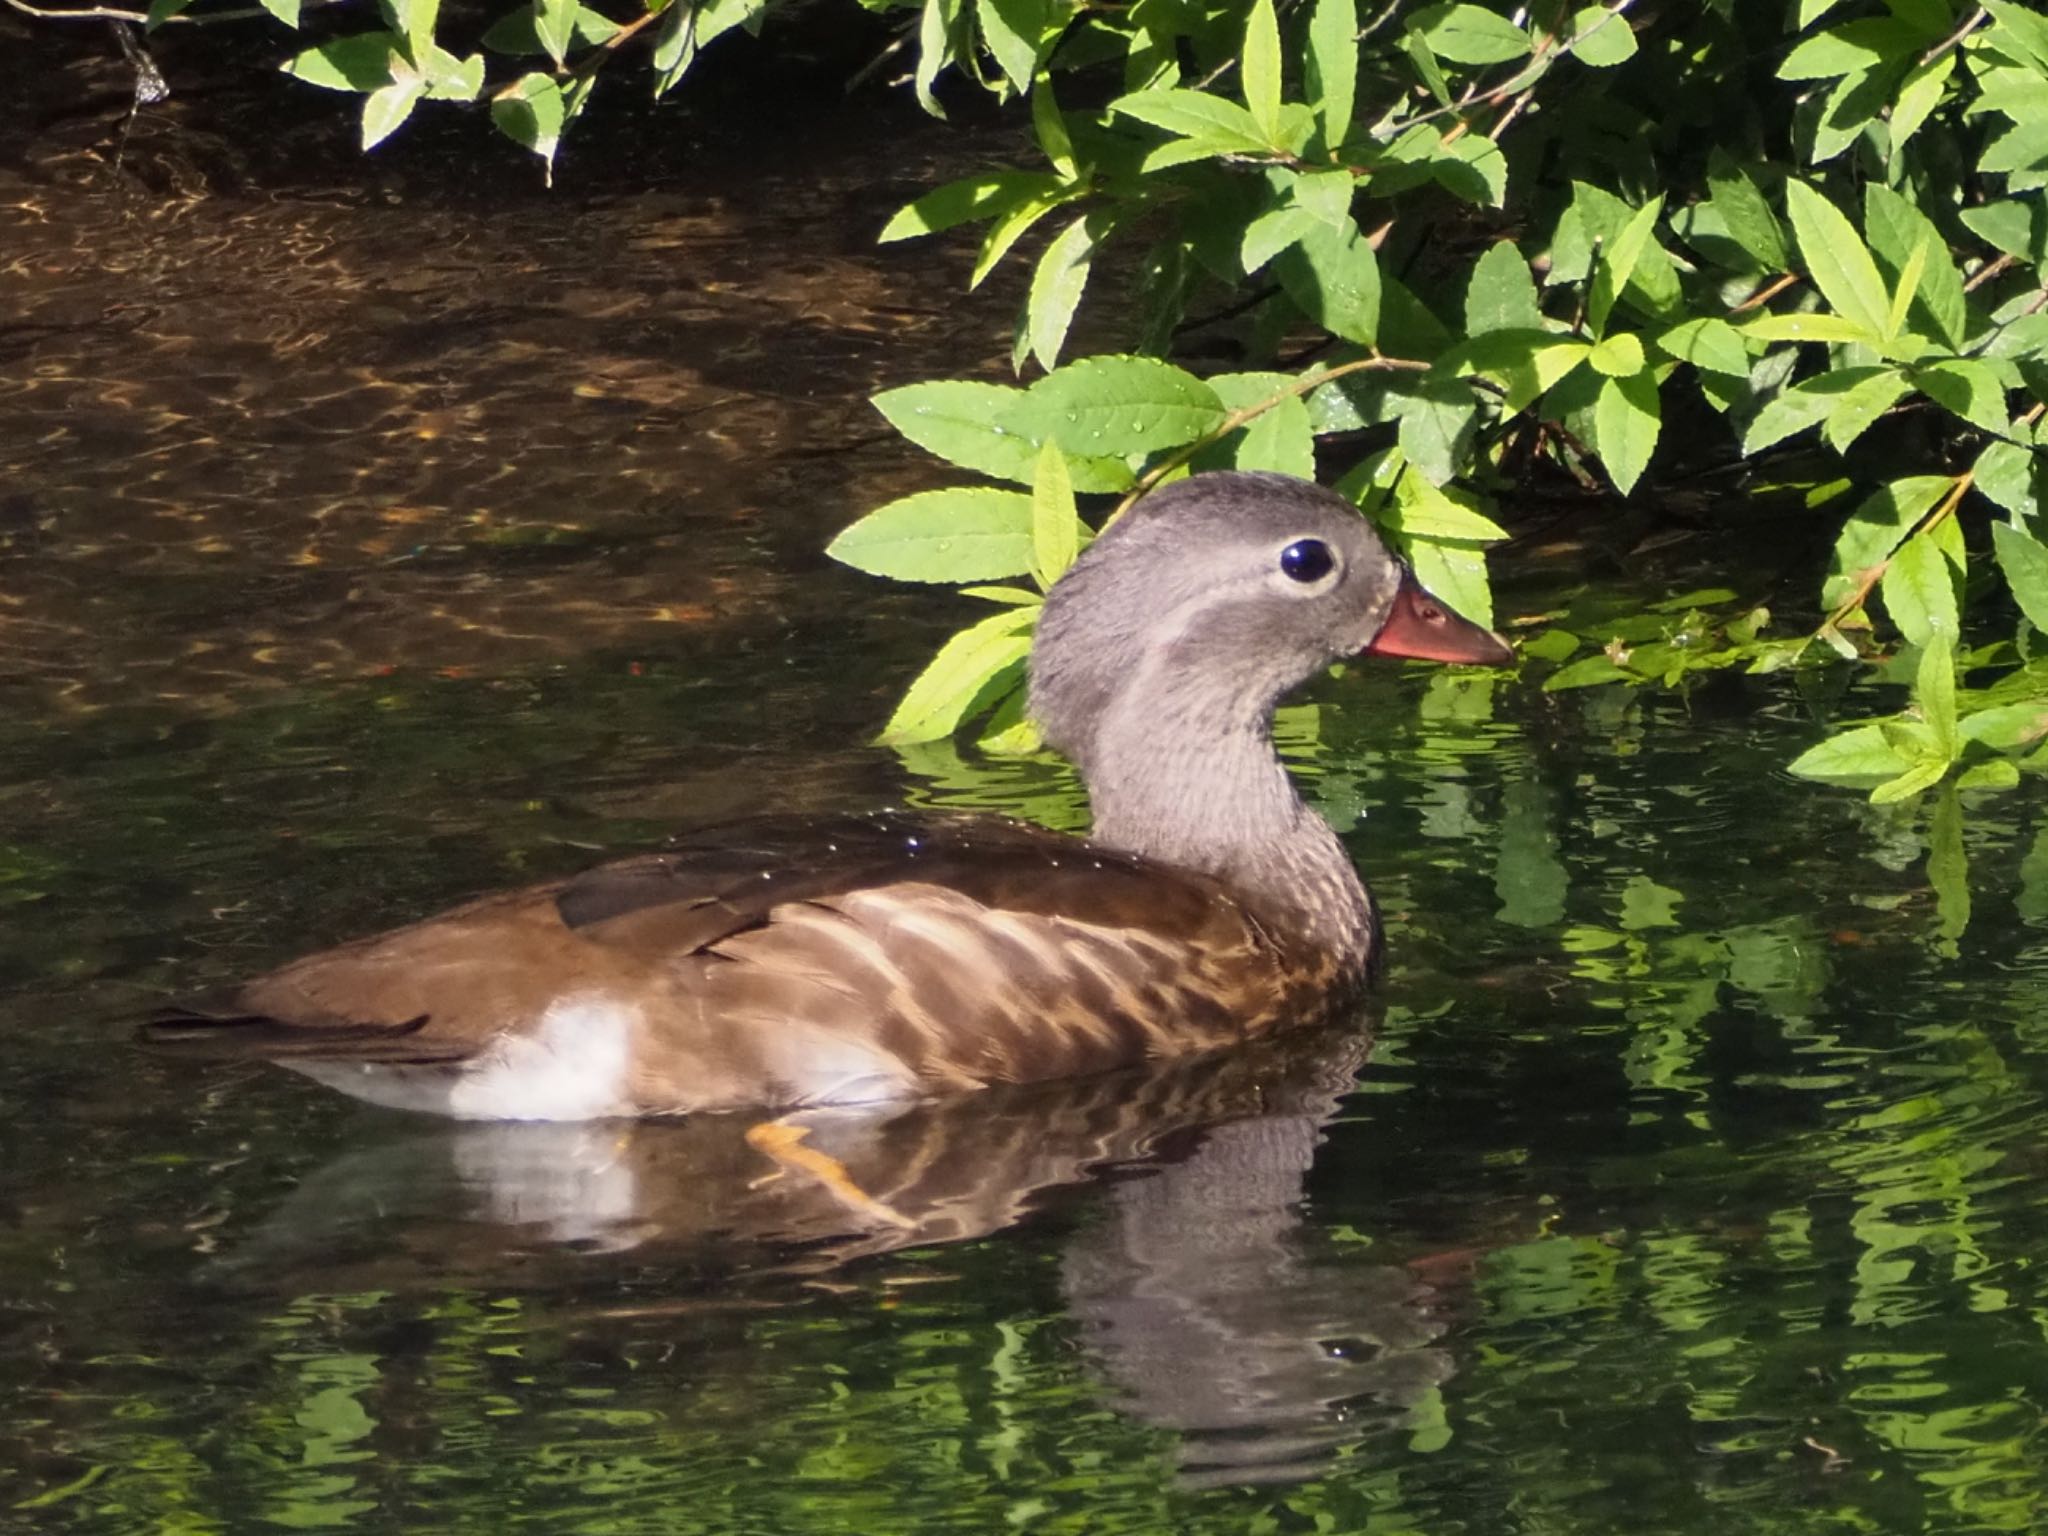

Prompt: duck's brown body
[
  {"left": 150, "top": 813, "right": 1370, "bottom": 1119},
  {"left": 147, "top": 472, "right": 1508, "bottom": 1120}
]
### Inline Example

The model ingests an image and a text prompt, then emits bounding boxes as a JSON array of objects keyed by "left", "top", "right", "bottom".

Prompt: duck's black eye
[{"left": 1280, "top": 538, "right": 1336, "bottom": 584}]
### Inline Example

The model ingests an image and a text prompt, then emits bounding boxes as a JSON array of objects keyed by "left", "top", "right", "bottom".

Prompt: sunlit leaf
[
  {"left": 1003, "top": 355, "right": 1227, "bottom": 457},
  {"left": 1307, "top": 0, "right": 1358, "bottom": 151},
  {"left": 1030, "top": 439, "right": 1080, "bottom": 588},
  {"left": 873, "top": 380, "right": 1135, "bottom": 493},
  {"left": 879, "top": 609, "right": 1037, "bottom": 743},
  {"left": 1274, "top": 217, "right": 1381, "bottom": 345},
  {"left": 1821, "top": 475, "right": 1951, "bottom": 610},
  {"left": 1783, "top": 180, "right": 1892, "bottom": 339},
  {"left": 1880, "top": 530, "right": 1957, "bottom": 646},
  {"left": 1409, "top": 2, "right": 1530, "bottom": 64},
  {"left": 1993, "top": 521, "right": 2048, "bottom": 633},
  {"left": 827, "top": 488, "right": 1036, "bottom": 583}
]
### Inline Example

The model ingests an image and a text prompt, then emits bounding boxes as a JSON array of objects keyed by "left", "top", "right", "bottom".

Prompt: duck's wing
[{"left": 144, "top": 813, "right": 1307, "bottom": 1111}]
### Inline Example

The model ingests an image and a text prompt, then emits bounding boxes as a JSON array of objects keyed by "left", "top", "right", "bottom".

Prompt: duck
[{"left": 144, "top": 471, "right": 1512, "bottom": 1121}]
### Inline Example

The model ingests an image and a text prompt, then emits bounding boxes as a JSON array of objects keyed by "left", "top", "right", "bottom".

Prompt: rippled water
[{"left": 5, "top": 37, "right": 2047, "bottom": 1536}]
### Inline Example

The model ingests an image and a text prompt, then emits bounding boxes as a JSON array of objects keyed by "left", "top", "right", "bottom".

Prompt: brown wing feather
[{"left": 144, "top": 812, "right": 1329, "bottom": 1111}]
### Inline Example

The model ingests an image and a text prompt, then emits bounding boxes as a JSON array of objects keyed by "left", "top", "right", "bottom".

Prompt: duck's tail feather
[{"left": 139, "top": 1002, "right": 464, "bottom": 1063}]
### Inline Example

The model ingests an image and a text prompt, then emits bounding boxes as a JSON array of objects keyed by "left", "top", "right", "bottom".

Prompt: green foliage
[
  {"left": 795, "top": 0, "right": 2048, "bottom": 810},
  {"left": 60, "top": 0, "right": 2048, "bottom": 808}
]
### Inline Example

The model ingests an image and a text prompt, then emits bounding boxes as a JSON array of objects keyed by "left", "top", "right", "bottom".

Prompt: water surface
[{"left": 4, "top": 43, "right": 2047, "bottom": 1536}]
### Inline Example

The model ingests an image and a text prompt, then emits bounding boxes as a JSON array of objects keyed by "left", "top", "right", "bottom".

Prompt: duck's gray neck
[{"left": 1080, "top": 699, "right": 1375, "bottom": 974}]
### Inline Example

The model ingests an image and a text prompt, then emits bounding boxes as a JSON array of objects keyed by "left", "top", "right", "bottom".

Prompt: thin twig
[
  {"left": 1962, "top": 252, "right": 2016, "bottom": 294},
  {"left": 1730, "top": 273, "right": 1801, "bottom": 313},
  {"left": 1822, "top": 470, "right": 1973, "bottom": 632},
  {"left": 1920, "top": 5, "right": 1987, "bottom": 65},
  {"left": 3, "top": 0, "right": 272, "bottom": 23}
]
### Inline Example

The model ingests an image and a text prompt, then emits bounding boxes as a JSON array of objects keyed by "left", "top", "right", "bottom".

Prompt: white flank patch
[{"left": 292, "top": 998, "right": 638, "bottom": 1121}]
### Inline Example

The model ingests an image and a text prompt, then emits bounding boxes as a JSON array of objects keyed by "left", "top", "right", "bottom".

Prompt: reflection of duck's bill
[{"left": 1363, "top": 572, "right": 1515, "bottom": 666}]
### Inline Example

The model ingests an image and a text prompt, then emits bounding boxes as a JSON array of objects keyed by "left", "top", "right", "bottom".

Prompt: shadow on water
[{"left": 4, "top": 27, "right": 2048, "bottom": 1536}]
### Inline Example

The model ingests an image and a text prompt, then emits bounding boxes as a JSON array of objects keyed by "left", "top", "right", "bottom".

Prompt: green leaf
[
  {"left": 1916, "top": 359, "right": 2012, "bottom": 435},
  {"left": 1025, "top": 212, "right": 1106, "bottom": 370},
  {"left": 826, "top": 488, "right": 1037, "bottom": 582},
  {"left": 873, "top": 381, "right": 1134, "bottom": 493},
  {"left": 1783, "top": 180, "right": 1892, "bottom": 339},
  {"left": 1385, "top": 478, "right": 1507, "bottom": 541},
  {"left": 1112, "top": 88, "right": 1271, "bottom": 152},
  {"left": 361, "top": 78, "right": 424, "bottom": 150},
  {"left": 1737, "top": 312, "right": 1880, "bottom": 346},
  {"left": 1955, "top": 758, "right": 2021, "bottom": 793},
  {"left": 1030, "top": 440, "right": 1080, "bottom": 588},
  {"left": 1744, "top": 366, "right": 1893, "bottom": 455},
  {"left": 381, "top": 0, "right": 439, "bottom": 54},
  {"left": 1917, "top": 634, "right": 1959, "bottom": 759},
  {"left": 1961, "top": 700, "right": 2048, "bottom": 752},
  {"left": 1985, "top": 0, "right": 2048, "bottom": 74},
  {"left": 1307, "top": 0, "right": 1358, "bottom": 151},
  {"left": 1406, "top": 537, "right": 1495, "bottom": 631},
  {"left": 1706, "top": 153, "right": 1790, "bottom": 272},
  {"left": 283, "top": 34, "right": 401, "bottom": 91},
  {"left": 1465, "top": 241, "right": 1542, "bottom": 334},
  {"left": 1208, "top": 373, "right": 1317, "bottom": 479},
  {"left": 972, "top": 186, "right": 1083, "bottom": 286},
  {"left": 980, "top": 0, "right": 1061, "bottom": 95},
  {"left": 1821, "top": 476, "right": 1951, "bottom": 610},
  {"left": 1973, "top": 439, "right": 2046, "bottom": 520},
  {"left": 418, "top": 44, "right": 483, "bottom": 101},
  {"left": 1394, "top": 381, "right": 1478, "bottom": 485},
  {"left": 1993, "top": 521, "right": 2048, "bottom": 633},
  {"left": 1787, "top": 722, "right": 1915, "bottom": 783},
  {"left": 1030, "top": 70, "right": 1077, "bottom": 180},
  {"left": 1409, "top": 2, "right": 1530, "bottom": 64},
  {"left": 260, "top": 0, "right": 302, "bottom": 25},
  {"left": 534, "top": 0, "right": 576, "bottom": 64},
  {"left": 1588, "top": 195, "right": 1664, "bottom": 336},
  {"left": 1569, "top": 5, "right": 1637, "bottom": 67},
  {"left": 1434, "top": 136, "right": 1508, "bottom": 209},
  {"left": 1888, "top": 52, "right": 1954, "bottom": 161},
  {"left": 490, "top": 71, "right": 565, "bottom": 169},
  {"left": 1545, "top": 653, "right": 1634, "bottom": 690},
  {"left": 1864, "top": 184, "right": 1969, "bottom": 350},
  {"left": 1822, "top": 367, "right": 1909, "bottom": 453},
  {"left": 1778, "top": 17, "right": 1921, "bottom": 80},
  {"left": 1869, "top": 755, "right": 1948, "bottom": 804},
  {"left": 1981, "top": 120, "right": 2048, "bottom": 179},
  {"left": 1588, "top": 332, "right": 1645, "bottom": 377},
  {"left": 1241, "top": 205, "right": 1324, "bottom": 273},
  {"left": 913, "top": 0, "right": 959, "bottom": 118},
  {"left": 1881, "top": 530, "right": 1958, "bottom": 646},
  {"left": 1242, "top": 0, "right": 1284, "bottom": 144},
  {"left": 1960, "top": 200, "right": 2048, "bottom": 266},
  {"left": 1003, "top": 355, "right": 1227, "bottom": 457},
  {"left": 1655, "top": 317, "right": 1749, "bottom": 376},
  {"left": 878, "top": 172, "right": 1060, "bottom": 242},
  {"left": 1594, "top": 369, "right": 1661, "bottom": 495},
  {"left": 1275, "top": 217, "right": 1381, "bottom": 345},
  {"left": 879, "top": 609, "right": 1038, "bottom": 744}
]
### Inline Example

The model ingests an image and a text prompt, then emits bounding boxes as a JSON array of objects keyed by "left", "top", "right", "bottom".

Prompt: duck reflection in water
[{"left": 233, "top": 1026, "right": 1451, "bottom": 1488}]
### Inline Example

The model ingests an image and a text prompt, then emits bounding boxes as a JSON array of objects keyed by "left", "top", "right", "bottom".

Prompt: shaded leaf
[{"left": 1594, "top": 369, "right": 1661, "bottom": 494}]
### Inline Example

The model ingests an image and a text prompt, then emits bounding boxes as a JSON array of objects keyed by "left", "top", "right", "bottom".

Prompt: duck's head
[{"left": 1029, "top": 471, "right": 1512, "bottom": 773}]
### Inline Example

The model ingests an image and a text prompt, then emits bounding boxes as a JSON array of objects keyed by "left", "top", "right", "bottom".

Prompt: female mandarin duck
[{"left": 147, "top": 472, "right": 1512, "bottom": 1119}]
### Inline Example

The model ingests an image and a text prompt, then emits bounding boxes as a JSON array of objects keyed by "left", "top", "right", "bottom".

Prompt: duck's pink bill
[{"left": 1362, "top": 574, "right": 1515, "bottom": 666}]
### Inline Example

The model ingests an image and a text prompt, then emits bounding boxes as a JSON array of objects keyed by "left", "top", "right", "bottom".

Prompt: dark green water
[{"left": 5, "top": 44, "right": 2048, "bottom": 1536}]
